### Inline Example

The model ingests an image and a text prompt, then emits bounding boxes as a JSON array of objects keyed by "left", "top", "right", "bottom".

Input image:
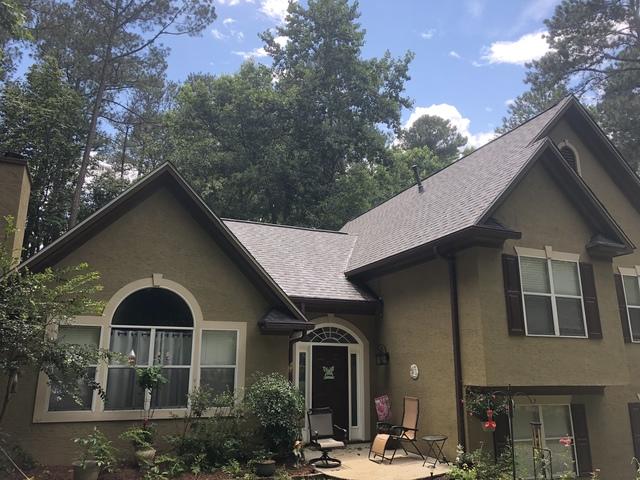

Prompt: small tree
[
  {"left": 0, "top": 216, "right": 105, "bottom": 423},
  {"left": 245, "top": 373, "right": 305, "bottom": 459}
]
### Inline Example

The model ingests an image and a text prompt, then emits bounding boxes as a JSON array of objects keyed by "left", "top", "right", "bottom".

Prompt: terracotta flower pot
[
  {"left": 72, "top": 460, "right": 99, "bottom": 480},
  {"left": 255, "top": 459, "right": 277, "bottom": 477},
  {"left": 135, "top": 447, "right": 156, "bottom": 467}
]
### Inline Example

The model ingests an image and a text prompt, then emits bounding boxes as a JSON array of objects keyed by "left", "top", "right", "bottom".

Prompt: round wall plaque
[{"left": 409, "top": 364, "right": 419, "bottom": 380}]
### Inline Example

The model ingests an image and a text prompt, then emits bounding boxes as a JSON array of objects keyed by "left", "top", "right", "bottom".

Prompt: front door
[{"left": 311, "top": 345, "right": 349, "bottom": 431}]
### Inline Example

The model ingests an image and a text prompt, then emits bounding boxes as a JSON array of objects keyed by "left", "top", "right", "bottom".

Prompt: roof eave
[{"left": 345, "top": 225, "right": 521, "bottom": 281}]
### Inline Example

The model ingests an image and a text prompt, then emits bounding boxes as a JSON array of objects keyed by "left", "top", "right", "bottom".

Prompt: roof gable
[
  {"left": 341, "top": 97, "right": 633, "bottom": 277},
  {"left": 21, "top": 163, "right": 308, "bottom": 323}
]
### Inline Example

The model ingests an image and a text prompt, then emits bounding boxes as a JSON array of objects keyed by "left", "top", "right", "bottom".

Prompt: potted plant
[
  {"left": 73, "top": 427, "right": 118, "bottom": 480},
  {"left": 118, "top": 365, "right": 167, "bottom": 467},
  {"left": 120, "top": 424, "right": 156, "bottom": 467},
  {"left": 251, "top": 450, "right": 276, "bottom": 477}
]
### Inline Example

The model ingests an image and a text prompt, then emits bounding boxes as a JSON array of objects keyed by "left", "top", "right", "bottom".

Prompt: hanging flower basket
[{"left": 482, "top": 420, "right": 497, "bottom": 432}]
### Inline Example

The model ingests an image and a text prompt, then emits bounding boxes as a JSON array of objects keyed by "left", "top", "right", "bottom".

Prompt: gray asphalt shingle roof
[
  {"left": 340, "top": 97, "right": 571, "bottom": 273},
  {"left": 224, "top": 219, "right": 376, "bottom": 302}
]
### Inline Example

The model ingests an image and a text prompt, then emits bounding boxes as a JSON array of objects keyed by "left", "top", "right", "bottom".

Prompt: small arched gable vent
[{"left": 559, "top": 145, "right": 578, "bottom": 173}]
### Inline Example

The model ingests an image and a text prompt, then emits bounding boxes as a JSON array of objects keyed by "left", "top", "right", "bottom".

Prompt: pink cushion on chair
[{"left": 375, "top": 395, "right": 392, "bottom": 422}]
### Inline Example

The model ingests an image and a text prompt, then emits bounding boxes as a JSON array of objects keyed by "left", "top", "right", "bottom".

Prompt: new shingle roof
[
  {"left": 224, "top": 219, "right": 376, "bottom": 303},
  {"left": 340, "top": 97, "right": 573, "bottom": 273}
]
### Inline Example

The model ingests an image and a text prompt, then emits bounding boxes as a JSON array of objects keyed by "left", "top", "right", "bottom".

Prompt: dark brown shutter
[
  {"left": 579, "top": 263, "right": 602, "bottom": 339},
  {"left": 492, "top": 411, "right": 510, "bottom": 460},
  {"left": 502, "top": 254, "right": 525, "bottom": 336},
  {"left": 615, "top": 274, "right": 632, "bottom": 343},
  {"left": 628, "top": 403, "right": 640, "bottom": 459},
  {"left": 570, "top": 404, "right": 592, "bottom": 476}
]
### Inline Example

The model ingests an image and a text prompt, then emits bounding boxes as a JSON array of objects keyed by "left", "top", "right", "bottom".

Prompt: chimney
[
  {"left": 411, "top": 164, "right": 424, "bottom": 193},
  {"left": 0, "top": 153, "right": 31, "bottom": 262}
]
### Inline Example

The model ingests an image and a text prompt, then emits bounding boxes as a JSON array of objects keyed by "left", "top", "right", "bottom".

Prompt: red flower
[{"left": 559, "top": 436, "right": 573, "bottom": 447}]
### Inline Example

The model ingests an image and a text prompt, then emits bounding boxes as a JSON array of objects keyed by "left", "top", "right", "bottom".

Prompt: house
[{"left": 1, "top": 95, "right": 640, "bottom": 478}]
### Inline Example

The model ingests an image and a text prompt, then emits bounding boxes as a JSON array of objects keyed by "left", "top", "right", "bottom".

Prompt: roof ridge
[
  {"left": 223, "top": 218, "right": 349, "bottom": 235},
  {"left": 341, "top": 95, "right": 574, "bottom": 230}
]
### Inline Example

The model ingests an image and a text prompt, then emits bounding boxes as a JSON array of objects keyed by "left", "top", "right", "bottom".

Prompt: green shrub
[
  {"left": 73, "top": 427, "right": 119, "bottom": 473},
  {"left": 448, "top": 443, "right": 512, "bottom": 480},
  {"left": 244, "top": 372, "right": 304, "bottom": 459},
  {"left": 120, "top": 424, "right": 155, "bottom": 450},
  {"left": 167, "top": 388, "right": 259, "bottom": 471}
]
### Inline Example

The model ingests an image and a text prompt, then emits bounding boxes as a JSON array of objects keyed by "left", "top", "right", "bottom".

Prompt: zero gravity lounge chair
[
  {"left": 369, "top": 396, "right": 425, "bottom": 464},
  {"left": 307, "top": 407, "right": 347, "bottom": 468}
]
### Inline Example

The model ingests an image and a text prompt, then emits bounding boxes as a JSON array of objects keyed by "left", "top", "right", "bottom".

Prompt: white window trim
[
  {"left": 515, "top": 246, "right": 588, "bottom": 339},
  {"left": 294, "top": 320, "right": 367, "bottom": 442},
  {"left": 513, "top": 402, "right": 579, "bottom": 478},
  {"left": 33, "top": 275, "right": 247, "bottom": 423},
  {"left": 618, "top": 266, "right": 640, "bottom": 343}
]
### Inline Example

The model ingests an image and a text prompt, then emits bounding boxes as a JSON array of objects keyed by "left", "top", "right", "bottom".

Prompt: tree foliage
[
  {"left": 31, "top": 0, "right": 217, "bottom": 227},
  {"left": 0, "top": 58, "right": 87, "bottom": 256},
  {"left": 498, "top": 84, "right": 569, "bottom": 134},
  {"left": 515, "top": 0, "right": 640, "bottom": 168},
  {"left": 0, "top": 0, "right": 31, "bottom": 79},
  {"left": 400, "top": 114, "right": 467, "bottom": 160},
  {"left": 0, "top": 217, "right": 104, "bottom": 423}
]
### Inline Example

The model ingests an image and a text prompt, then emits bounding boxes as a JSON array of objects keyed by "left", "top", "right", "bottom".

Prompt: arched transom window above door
[{"left": 303, "top": 326, "right": 358, "bottom": 344}]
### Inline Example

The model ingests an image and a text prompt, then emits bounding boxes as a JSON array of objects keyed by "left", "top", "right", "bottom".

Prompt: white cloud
[
  {"left": 211, "top": 28, "right": 226, "bottom": 40},
  {"left": 481, "top": 30, "right": 549, "bottom": 65},
  {"left": 449, "top": 50, "right": 461, "bottom": 59},
  {"left": 420, "top": 29, "right": 435, "bottom": 40},
  {"left": 233, "top": 35, "right": 287, "bottom": 59},
  {"left": 233, "top": 47, "right": 268, "bottom": 59},
  {"left": 505, "top": 98, "right": 515, "bottom": 107},
  {"left": 223, "top": 17, "right": 236, "bottom": 25},
  {"left": 405, "top": 104, "right": 496, "bottom": 148},
  {"left": 485, "top": 106, "right": 493, "bottom": 112},
  {"left": 260, "top": 0, "right": 292, "bottom": 22}
]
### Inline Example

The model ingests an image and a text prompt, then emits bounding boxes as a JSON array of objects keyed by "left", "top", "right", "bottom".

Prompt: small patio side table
[{"left": 421, "top": 435, "right": 449, "bottom": 468}]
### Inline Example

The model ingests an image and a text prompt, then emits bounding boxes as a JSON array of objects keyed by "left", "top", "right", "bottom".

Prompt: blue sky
[{"left": 162, "top": 0, "right": 560, "bottom": 147}]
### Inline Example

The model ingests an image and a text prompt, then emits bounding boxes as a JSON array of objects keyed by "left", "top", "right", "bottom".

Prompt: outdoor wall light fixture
[{"left": 375, "top": 345, "right": 390, "bottom": 366}]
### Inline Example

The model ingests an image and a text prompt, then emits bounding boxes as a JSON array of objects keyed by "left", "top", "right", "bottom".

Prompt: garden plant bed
[{"left": 9, "top": 464, "right": 317, "bottom": 480}]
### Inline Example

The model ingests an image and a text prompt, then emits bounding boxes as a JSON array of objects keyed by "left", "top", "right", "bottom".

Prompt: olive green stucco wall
[
  {"left": 548, "top": 119, "right": 640, "bottom": 479},
  {"left": 1, "top": 186, "right": 290, "bottom": 464},
  {"left": 367, "top": 259, "right": 459, "bottom": 460}
]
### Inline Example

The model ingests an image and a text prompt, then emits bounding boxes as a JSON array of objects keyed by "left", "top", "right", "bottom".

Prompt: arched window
[
  {"left": 303, "top": 326, "right": 358, "bottom": 344},
  {"left": 559, "top": 144, "right": 579, "bottom": 173},
  {"left": 106, "top": 288, "right": 194, "bottom": 410}
]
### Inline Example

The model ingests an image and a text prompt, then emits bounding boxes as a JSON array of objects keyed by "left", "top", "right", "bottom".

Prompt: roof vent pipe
[{"left": 411, "top": 165, "right": 424, "bottom": 193}]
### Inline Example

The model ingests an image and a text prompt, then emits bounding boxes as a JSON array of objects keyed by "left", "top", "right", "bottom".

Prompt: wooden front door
[{"left": 312, "top": 345, "right": 349, "bottom": 431}]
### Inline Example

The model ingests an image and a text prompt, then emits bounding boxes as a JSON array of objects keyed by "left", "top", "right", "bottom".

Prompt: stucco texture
[
  {"left": 368, "top": 258, "right": 459, "bottom": 460},
  {"left": 1, "top": 186, "right": 289, "bottom": 464}
]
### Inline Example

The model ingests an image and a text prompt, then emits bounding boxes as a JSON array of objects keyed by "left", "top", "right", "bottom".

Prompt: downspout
[{"left": 438, "top": 249, "right": 466, "bottom": 449}]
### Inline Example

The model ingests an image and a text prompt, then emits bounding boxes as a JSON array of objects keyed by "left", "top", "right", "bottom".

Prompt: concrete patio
[{"left": 305, "top": 443, "right": 451, "bottom": 480}]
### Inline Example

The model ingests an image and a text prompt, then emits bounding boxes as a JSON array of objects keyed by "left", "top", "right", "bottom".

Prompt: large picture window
[
  {"left": 518, "top": 250, "right": 587, "bottom": 338},
  {"left": 106, "top": 288, "right": 193, "bottom": 410},
  {"left": 622, "top": 275, "right": 640, "bottom": 342},
  {"left": 38, "top": 277, "right": 247, "bottom": 423},
  {"left": 513, "top": 404, "right": 577, "bottom": 479}
]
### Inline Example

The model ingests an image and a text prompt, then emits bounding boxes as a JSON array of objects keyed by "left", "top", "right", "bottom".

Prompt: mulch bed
[{"left": 9, "top": 464, "right": 317, "bottom": 479}]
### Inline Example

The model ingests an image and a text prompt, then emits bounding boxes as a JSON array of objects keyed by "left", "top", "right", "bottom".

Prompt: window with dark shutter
[
  {"left": 502, "top": 254, "right": 525, "bottom": 336},
  {"left": 629, "top": 403, "right": 640, "bottom": 460},
  {"left": 560, "top": 145, "right": 579, "bottom": 173},
  {"left": 615, "top": 274, "right": 633, "bottom": 343},
  {"left": 571, "top": 404, "right": 593, "bottom": 476},
  {"left": 579, "top": 263, "right": 602, "bottom": 339}
]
